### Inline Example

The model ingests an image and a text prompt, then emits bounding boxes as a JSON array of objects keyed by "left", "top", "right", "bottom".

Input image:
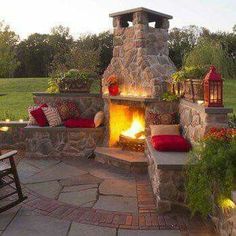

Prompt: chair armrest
[{"left": 0, "top": 150, "right": 18, "bottom": 161}]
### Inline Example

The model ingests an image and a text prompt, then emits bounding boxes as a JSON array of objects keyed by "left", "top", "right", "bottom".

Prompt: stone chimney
[{"left": 102, "top": 7, "right": 176, "bottom": 99}]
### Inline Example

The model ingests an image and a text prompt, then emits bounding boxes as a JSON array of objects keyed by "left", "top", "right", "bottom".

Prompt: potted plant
[
  {"left": 58, "top": 69, "right": 93, "bottom": 93},
  {"left": 172, "top": 66, "right": 208, "bottom": 102},
  {"left": 105, "top": 75, "right": 119, "bottom": 96}
]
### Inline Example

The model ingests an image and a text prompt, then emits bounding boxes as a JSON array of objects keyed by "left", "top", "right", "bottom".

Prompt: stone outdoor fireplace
[{"left": 102, "top": 8, "right": 177, "bottom": 148}]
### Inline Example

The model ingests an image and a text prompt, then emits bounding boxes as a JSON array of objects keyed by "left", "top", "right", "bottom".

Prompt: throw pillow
[
  {"left": 30, "top": 105, "right": 48, "bottom": 127},
  {"left": 94, "top": 111, "right": 105, "bottom": 128},
  {"left": 150, "top": 124, "right": 180, "bottom": 137},
  {"left": 28, "top": 104, "right": 48, "bottom": 125},
  {"left": 56, "top": 101, "right": 80, "bottom": 120},
  {"left": 147, "top": 112, "right": 176, "bottom": 125},
  {"left": 64, "top": 118, "right": 95, "bottom": 128},
  {"left": 42, "top": 107, "right": 62, "bottom": 127},
  {"left": 151, "top": 135, "right": 191, "bottom": 152}
]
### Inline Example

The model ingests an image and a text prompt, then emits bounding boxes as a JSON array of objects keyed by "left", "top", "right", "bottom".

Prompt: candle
[
  {"left": 19, "top": 119, "right": 24, "bottom": 123},
  {"left": 5, "top": 119, "right": 10, "bottom": 122},
  {"left": 197, "top": 100, "right": 204, "bottom": 105}
]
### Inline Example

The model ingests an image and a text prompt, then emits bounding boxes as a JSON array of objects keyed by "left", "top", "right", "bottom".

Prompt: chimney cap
[{"left": 109, "top": 7, "right": 173, "bottom": 20}]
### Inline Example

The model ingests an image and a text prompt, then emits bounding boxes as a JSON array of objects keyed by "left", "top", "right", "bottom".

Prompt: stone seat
[
  {"left": 24, "top": 125, "right": 105, "bottom": 159},
  {"left": 145, "top": 137, "right": 189, "bottom": 212}
]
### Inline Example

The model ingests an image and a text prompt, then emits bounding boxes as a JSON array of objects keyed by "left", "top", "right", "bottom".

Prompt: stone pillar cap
[{"left": 109, "top": 7, "right": 173, "bottom": 20}]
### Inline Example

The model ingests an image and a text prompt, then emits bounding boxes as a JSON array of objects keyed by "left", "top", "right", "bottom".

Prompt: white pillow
[
  {"left": 42, "top": 107, "right": 62, "bottom": 127},
  {"left": 150, "top": 124, "right": 180, "bottom": 137},
  {"left": 94, "top": 111, "right": 105, "bottom": 128}
]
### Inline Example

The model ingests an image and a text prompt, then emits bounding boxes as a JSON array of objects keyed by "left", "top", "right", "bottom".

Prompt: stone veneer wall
[
  {"left": 102, "top": 11, "right": 175, "bottom": 98},
  {"left": 0, "top": 121, "right": 27, "bottom": 149},
  {"left": 33, "top": 93, "right": 104, "bottom": 119},
  {"left": 179, "top": 99, "right": 232, "bottom": 143},
  {"left": 25, "top": 126, "right": 104, "bottom": 159},
  {"left": 146, "top": 138, "right": 187, "bottom": 213}
]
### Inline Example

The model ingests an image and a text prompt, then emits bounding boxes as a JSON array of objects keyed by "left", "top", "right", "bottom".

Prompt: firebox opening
[{"left": 109, "top": 103, "right": 145, "bottom": 147}]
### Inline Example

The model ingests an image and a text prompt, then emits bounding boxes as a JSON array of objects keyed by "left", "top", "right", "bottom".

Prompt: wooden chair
[{"left": 0, "top": 150, "right": 27, "bottom": 213}]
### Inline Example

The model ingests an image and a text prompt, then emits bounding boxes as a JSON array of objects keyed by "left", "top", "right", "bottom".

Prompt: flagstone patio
[{"left": 0, "top": 152, "right": 217, "bottom": 236}]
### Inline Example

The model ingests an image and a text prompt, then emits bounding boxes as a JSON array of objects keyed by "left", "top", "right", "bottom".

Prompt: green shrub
[
  {"left": 186, "top": 128, "right": 236, "bottom": 217},
  {"left": 172, "top": 65, "right": 208, "bottom": 83},
  {"left": 184, "top": 39, "right": 235, "bottom": 78}
]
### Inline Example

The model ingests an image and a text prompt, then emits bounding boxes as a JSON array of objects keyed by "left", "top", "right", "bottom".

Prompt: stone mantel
[{"left": 103, "top": 95, "right": 161, "bottom": 103}]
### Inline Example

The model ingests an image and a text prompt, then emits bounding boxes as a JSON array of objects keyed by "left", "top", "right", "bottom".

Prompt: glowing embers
[
  {"left": 121, "top": 111, "right": 145, "bottom": 139},
  {"left": 109, "top": 103, "right": 145, "bottom": 152}
]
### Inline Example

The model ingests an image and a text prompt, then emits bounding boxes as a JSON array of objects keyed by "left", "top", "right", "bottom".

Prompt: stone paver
[
  {"left": 2, "top": 208, "right": 70, "bottom": 236},
  {"left": 63, "top": 184, "right": 98, "bottom": 192},
  {"left": 22, "top": 159, "right": 60, "bottom": 170},
  {"left": 59, "top": 173, "right": 103, "bottom": 186},
  {"left": 17, "top": 161, "right": 40, "bottom": 182},
  {"left": 94, "top": 195, "right": 138, "bottom": 213},
  {"left": 25, "top": 181, "right": 61, "bottom": 199},
  {"left": 68, "top": 222, "right": 116, "bottom": 236},
  {"left": 59, "top": 188, "right": 97, "bottom": 207},
  {"left": 118, "top": 229, "right": 181, "bottom": 236},
  {"left": 99, "top": 179, "right": 136, "bottom": 197},
  {"left": 0, "top": 205, "right": 20, "bottom": 231},
  {"left": 23, "top": 162, "right": 87, "bottom": 184}
]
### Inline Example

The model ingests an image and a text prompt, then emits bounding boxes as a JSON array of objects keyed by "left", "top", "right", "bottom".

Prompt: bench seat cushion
[
  {"left": 64, "top": 118, "right": 95, "bottom": 128},
  {"left": 152, "top": 135, "right": 191, "bottom": 152}
]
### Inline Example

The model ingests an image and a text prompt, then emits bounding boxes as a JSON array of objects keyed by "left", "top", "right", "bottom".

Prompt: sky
[{"left": 0, "top": 0, "right": 235, "bottom": 39}]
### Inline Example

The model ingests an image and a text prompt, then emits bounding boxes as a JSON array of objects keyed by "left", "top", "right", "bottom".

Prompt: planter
[
  {"left": 108, "top": 83, "right": 119, "bottom": 96},
  {"left": 184, "top": 79, "right": 203, "bottom": 102},
  {"left": 58, "top": 78, "right": 93, "bottom": 93},
  {"left": 171, "top": 82, "right": 184, "bottom": 97}
]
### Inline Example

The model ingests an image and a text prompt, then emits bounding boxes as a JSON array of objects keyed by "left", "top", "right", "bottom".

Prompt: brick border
[{"left": 19, "top": 177, "right": 213, "bottom": 233}]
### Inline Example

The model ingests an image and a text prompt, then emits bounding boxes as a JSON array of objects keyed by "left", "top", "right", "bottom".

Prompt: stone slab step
[{"left": 94, "top": 147, "right": 148, "bottom": 174}]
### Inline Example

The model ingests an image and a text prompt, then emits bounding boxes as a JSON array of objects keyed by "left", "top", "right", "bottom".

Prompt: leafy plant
[
  {"left": 184, "top": 38, "right": 235, "bottom": 78},
  {"left": 186, "top": 128, "right": 236, "bottom": 217},
  {"left": 162, "top": 91, "right": 179, "bottom": 101},
  {"left": 172, "top": 65, "right": 208, "bottom": 83}
]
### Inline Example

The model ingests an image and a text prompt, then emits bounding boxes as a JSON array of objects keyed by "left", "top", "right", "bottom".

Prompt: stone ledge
[
  {"left": 33, "top": 92, "right": 101, "bottom": 98},
  {"left": 0, "top": 121, "right": 28, "bottom": 127},
  {"left": 145, "top": 137, "right": 189, "bottom": 170},
  {"left": 24, "top": 125, "right": 105, "bottom": 132},
  {"left": 109, "top": 7, "right": 173, "bottom": 19},
  {"left": 180, "top": 99, "right": 233, "bottom": 114}
]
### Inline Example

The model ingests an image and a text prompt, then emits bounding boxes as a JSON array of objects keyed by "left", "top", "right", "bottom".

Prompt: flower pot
[
  {"left": 108, "top": 83, "right": 119, "bottom": 96},
  {"left": 184, "top": 79, "right": 204, "bottom": 102},
  {"left": 58, "top": 77, "right": 93, "bottom": 93}
]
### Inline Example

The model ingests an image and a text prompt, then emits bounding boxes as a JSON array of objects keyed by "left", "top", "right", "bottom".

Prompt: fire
[{"left": 121, "top": 112, "right": 145, "bottom": 139}]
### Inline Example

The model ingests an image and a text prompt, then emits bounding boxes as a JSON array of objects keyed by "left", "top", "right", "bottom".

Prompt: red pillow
[
  {"left": 30, "top": 104, "right": 48, "bottom": 127},
  {"left": 151, "top": 135, "right": 191, "bottom": 152},
  {"left": 64, "top": 118, "right": 95, "bottom": 128}
]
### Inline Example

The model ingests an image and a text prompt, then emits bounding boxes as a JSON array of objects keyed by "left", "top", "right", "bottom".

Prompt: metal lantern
[{"left": 204, "top": 65, "right": 223, "bottom": 107}]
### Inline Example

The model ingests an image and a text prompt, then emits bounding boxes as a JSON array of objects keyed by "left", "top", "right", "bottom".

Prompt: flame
[{"left": 121, "top": 112, "right": 145, "bottom": 139}]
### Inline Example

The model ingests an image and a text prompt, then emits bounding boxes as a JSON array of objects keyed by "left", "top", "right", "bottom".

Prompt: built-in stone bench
[
  {"left": 145, "top": 137, "right": 189, "bottom": 213},
  {"left": 24, "top": 125, "right": 105, "bottom": 159}
]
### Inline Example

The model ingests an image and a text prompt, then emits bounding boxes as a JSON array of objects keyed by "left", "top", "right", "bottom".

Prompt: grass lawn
[
  {"left": 0, "top": 78, "right": 235, "bottom": 120},
  {"left": 0, "top": 78, "right": 100, "bottom": 120}
]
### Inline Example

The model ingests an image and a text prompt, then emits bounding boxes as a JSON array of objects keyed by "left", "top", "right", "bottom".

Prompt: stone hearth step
[{"left": 94, "top": 147, "right": 148, "bottom": 174}]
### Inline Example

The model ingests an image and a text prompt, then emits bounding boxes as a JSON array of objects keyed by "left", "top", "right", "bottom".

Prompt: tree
[
  {"left": 169, "top": 25, "right": 209, "bottom": 68},
  {"left": 0, "top": 21, "right": 19, "bottom": 77},
  {"left": 49, "top": 25, "right": 73, "bottom": 74},
  {"left": 15, "top": 33, "right": 53, "bottom": 77}
]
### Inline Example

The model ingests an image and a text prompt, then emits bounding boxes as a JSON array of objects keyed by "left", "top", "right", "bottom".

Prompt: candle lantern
[{"left": 204, "top": 65, "right": 223, "bottom": 107}]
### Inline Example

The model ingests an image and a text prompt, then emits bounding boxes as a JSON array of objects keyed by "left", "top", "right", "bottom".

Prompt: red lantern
[{"left": 204, "top": 65, "right": 223, "bottom": 107}]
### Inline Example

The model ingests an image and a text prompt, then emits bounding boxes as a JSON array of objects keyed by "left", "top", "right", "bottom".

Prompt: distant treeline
[{"left": 0, "top": 21, "right": 235, "bottom": 78}]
